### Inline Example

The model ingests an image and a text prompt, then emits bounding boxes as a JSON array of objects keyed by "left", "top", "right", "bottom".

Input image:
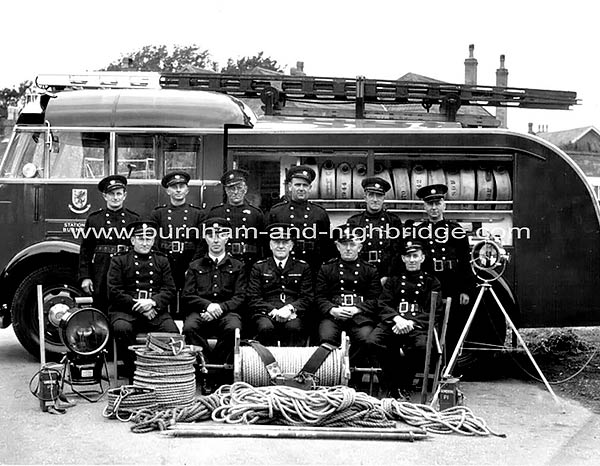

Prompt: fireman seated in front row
[
  {"left": 247, "top": 223, "right": 314, "bottom": 346},
  {"left": 181, "top": 218, "right": 246, "bottom": 364},
  {"left": 315, "top": 224, "right": 382, "bottom": 367},
  {"left": 367, "top": 239, "right": 443, "bottom": 399},
  {"left": 107, "top": 220, "right": 179, "bottom": 378}
]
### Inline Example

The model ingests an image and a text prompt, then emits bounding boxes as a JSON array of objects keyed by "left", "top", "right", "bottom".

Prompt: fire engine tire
[
  {"left": 305, "top": 164, "right": 320, "bottom": 198},
  {"left": 374, "top": 164, "right": 394, "bottom": 200},
  {"left": 11, "top": 264, "right": 82, "bottom": 360}
]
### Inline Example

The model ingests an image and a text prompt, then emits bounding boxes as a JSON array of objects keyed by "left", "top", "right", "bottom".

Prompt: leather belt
[
  {"left": 94, "top": 244, "right": 129, "bottom": 254},
  {"left": 295, "top": 240, "right": 315, "bottom": 252},
  {"left": 398, "top": 301, "right": 419, "bottom": 315},
  {"left": 229, "top": 242, "right": 258, "bottom": 255},
  {"left": 160, "top": 241, "right": 195, "bottom": 253},
  {"left": 335, "top": 294, "right": 364, "bottom": 306},
  {"left": 433, "top": 259, "right": 457, "bottom": 272}
]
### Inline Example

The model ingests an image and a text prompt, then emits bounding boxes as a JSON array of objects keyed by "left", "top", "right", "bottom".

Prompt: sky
[{"left": 1, "top": 0, "right": 597, "bottom": 134}]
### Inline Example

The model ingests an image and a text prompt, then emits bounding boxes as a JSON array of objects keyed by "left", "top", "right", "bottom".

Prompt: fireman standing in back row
[
  {"left": 79, "top": 175, "right": 139, "bottom": 314},
  {"left": 413, "top": 184, "right": 473, "bottom": 352},
  {"left": 268, "top": 165, "right": 334, "bottom": 274},
  {"left": 208, "top": 169, "right": 265, "bottom": 275},
  {"left": 347, "top": 176, "right": 402, "bottom": 285},
  {"left": 151, "top": 170, "right": 206, "bottom": 315}
]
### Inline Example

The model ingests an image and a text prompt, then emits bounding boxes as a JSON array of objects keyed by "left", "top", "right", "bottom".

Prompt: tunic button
[
  {"left": 136, "top": 280, "right": 139, "bottom": 284},
  {"left": 226, "top": 209, "right": 231, "bottom": 213},
  {"left": 135, "top": 271, "right": 140, "bottom": 275},
  {"left": 149, "top": 263, "right": 153, "bottom": 267},
  {"left": 149, "top": 271, "right": 153, "bottom": 275},
  {"left": 226, "top": 217, "right": 231, "bottom": 221},
  {"left": 135, "top": 262, "right": 139, "bottom": 266},
  {"left": 150, "top": 280, "right": 154, "bottom": 284},
  {"left": 184, "top": 217, "right": 188, "bottom": 221},
  {"left": 106, "top": 220, "right": 111, "bottom": 225},
  {"left": 354, "top": 271, "right": 359, "bottom": 275},
  {"left": 290, "top": 215, "right": 295, "bottom": 219},
  {"left": 401, "top": 282, "right": 405, "bottom": 285},
  {"left": 242, "top": 218, "right": 247, "bottom": 222},
  {"left": 304, "top": 214, "right": 308, "bottom": 219},
  {"left": 415, "top": 291, "right": 420, "bottom": 294},
  {"left": 167, "top": 217, "right": 172, "bottom": 220},
  {"left": 401, "top": 290, "right": 405, "bottom": 293},
  {"left": 168, "top": 210, "right": 172, "bottom": 214},
  {"left": 441, "top": 247, "right": 446, "bottom": 252}
]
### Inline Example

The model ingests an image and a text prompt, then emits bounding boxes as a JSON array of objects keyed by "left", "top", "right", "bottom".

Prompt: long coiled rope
[{"left": 126, "top": 382, "right": 504, "bottom": 437}]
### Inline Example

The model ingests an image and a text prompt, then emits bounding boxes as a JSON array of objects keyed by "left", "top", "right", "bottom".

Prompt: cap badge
[
  {"left": 302, "top": 171, "right": 308, "bottom": 176},
  {"left": 431, "top": 189, "right": 437, "bottom": 194},
  {"left": 375, "top": 183, "right": 380, "bottom": 189},
  {"left": 109, "top": 180, "right": 116, "bottom": 186}
]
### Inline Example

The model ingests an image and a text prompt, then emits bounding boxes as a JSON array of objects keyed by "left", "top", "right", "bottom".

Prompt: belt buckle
[
  {"left": 265, "top": 361, "right": 282, "bottom": 379},
  {"left": 368, "top": 250, "right": 380, "bottom": 263},
  {"left": 410, "top": 304, "right": 417, "bottom": 314},
  {"left": 445, "top": 260, "right": 453, "bottom": 270},
  {"left": 137, "top": 290, "right": 149, "bottom": 299},
  {"left": 231, "top": 242, "right": 243, "bottom": 255},
  {"left": 341, "top": 294, "right": 355, "bottom": 306},
  {"left": 399, "top": 301, "right": 409, "bottom": 315},
  {"left": 280, "top": 293, "right": 286, "bottom": 303},
  {"left": 171, "top": 241, "right": 183, "bottom": 253},
  {"left": 434, "top": 259, "right": 444, "bottom": 272},
  {"left": 116, "top": 245, "right": 128, "bottom": 253}
]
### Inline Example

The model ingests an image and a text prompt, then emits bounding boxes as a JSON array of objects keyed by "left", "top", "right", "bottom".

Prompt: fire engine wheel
[{"left": 11, "top": 264, "right": 83, "bottom": 360}]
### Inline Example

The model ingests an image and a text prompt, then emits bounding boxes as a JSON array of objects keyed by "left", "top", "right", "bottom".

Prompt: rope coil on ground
[
  {"left": 125, "top": 382, "right": 504, "bottom": 437},
  {"left": 102, "top": 385, "right": 158, "bottom": 422},
  {"left": 132, "top": 348, "right": 197, "bottom": 409}
]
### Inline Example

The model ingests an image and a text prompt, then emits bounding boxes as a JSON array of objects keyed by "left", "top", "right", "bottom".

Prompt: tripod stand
[{"left": 439, "top": 281, "right": 561, "bottom": 405}]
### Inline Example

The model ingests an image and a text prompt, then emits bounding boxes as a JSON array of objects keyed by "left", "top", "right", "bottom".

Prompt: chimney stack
[
  {"left": 464, "top": 44, "right": 478, "bottom": 85},
  {"left": 290, "top": 61, "right": 306, "bottom": 76},
  {"left": 528, "top": 122, "right": 535, "bottom": 134},
  {"left": 496, "top": 54, "right": 509, "bottom": 128}
]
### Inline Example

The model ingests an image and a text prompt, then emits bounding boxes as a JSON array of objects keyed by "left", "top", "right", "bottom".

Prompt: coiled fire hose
[{"left": 126, "top": 382, "right": 505, "bottom": 437}]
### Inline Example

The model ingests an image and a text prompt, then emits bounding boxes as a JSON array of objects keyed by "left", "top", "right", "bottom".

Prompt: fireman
[
  {"left": 246, "top": 223, "right": 314, "bottom": 346},
  {"left": 413, "top": 184, "right": 473, "bottom": 352},
  {"left": 208, "top": 169, "right": 265, "bottom": 275},
  {"left": 366, "top": 239, "right": 443, "bottom": 399},
  {"left": 181, "top": 218, "right": 246, "bottom": 365},
  {"left": 315, "top": 224, "right": 382, "bottom": 366},
  {"left": 267, "top": 165, "right": 334, "bottom": 274},
  {"left": 107, "top": 220, "right": 178, "bottom": 379},
  {"left": 78, "top": 175, "right": 139, "bottom": 314},
  {"left": 150, "top": 170, "right": 206, "bottom": 315},
  {"left": 346, "top": 176, "right": 402, "bottom": 285}
]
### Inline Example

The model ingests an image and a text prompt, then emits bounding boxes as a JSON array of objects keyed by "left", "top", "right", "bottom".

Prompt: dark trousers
[
  {"left": 367, "top": 324, "right": 427, "bottom": 391},
  {"left": 318, "top": 317, "right": 375, "bottom": 366},
  {"left": 111, "top": 313, "right": 179, "bottom": 376},
  {"left": 252, "top": 314, "right": 305, "bottom": 346},
  {"left": 182, "top": 312, "right": 242, "bottom": 364}
]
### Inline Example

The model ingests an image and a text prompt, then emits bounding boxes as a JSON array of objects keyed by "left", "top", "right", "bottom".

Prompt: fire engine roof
[{"left": 30, "top": 89, "right": 256, "bottom": 128}]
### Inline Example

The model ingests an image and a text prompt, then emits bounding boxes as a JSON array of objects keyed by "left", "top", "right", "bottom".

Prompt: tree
[
  {"left": 0, "top": 81, "right": 32, "bottom": 118},
  {"left": 102, "top": 44, "right": 216, "bottom": 72},
  {"left": 220, "top": 51, "right": 284, "bottom": 74}
]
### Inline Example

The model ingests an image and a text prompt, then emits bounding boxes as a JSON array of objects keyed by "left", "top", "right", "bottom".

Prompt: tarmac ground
[{"left": 1, "top": 328, "right": 599, "bottom": 466}]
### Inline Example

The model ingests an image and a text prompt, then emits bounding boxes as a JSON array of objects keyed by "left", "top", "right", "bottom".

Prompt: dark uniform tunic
[
  {"left": 208, "top": 201, "right": 265, "bottom": 273},
  {"left": 315, "top": 258, "right": 382, "bottom": 364},
  {"left": 367, "top": 270, "right": 442, "bottom": 393},
  {"left": 247, "top": 257, "right": 313, "bottom": 346},
  {"left": 181, "top": 255, "right": 246, "bottom": 363},
  {"left": 78, "top": 207, "right": 139, "bottom": 312},
  {"left": 414, "top": 219, "right": 474, "bottom": 352},
  {"left": 107, "top": 250, "right": 178, "bottom": 374},
  {"left": 268, "top": 199, "right": 334, "bottom": 273},
  {"left": 150, "top": 202, "right": 206, "bottom": 291},
  {"left": 347, "top": 210, "right": 402, "bottom": 278}
]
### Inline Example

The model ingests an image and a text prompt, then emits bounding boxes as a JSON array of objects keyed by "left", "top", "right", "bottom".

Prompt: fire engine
[{"left": 0, "top": 71, "right": 596, "bottom": 361}]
